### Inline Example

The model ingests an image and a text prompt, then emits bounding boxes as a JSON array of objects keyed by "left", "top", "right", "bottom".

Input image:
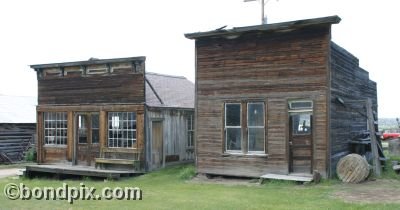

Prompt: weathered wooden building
[
  {"left": 185, "top": 16, "right": 377, "bottom": 178},
  {"left": 0, "top": 95, "right": 36, "bottom": 163},
  {"left": 30, "top": 57, "right": 194, "bottom": 172}
]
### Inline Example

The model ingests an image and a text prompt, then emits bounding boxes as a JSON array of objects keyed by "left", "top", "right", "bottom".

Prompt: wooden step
[{"left": 260, "top": 173, "right": 313, "bottom": 182}]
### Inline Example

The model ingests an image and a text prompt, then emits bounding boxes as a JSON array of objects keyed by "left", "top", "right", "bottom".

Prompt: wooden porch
[{"left": 25, "top": 164, "right": 144, "bottom": 179}]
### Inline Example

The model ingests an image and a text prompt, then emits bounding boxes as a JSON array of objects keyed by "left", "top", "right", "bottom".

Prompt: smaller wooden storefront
[
  {"left": 30, "top": 57, "right": 194, "bottom": 174},
  {"left": 185, "top": 16, "right": 378, "bottom": 178}
]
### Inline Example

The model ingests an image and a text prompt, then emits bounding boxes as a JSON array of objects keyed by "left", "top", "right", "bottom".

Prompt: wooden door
[
  {"left": 74, "top": 113, "right": 100, "bottom": 166},
  {"left": 289, "top": 112, "right": 313, "bottom": 174},
  {"left": 151, "top": 121, "right": 163, "bottom": 169}
]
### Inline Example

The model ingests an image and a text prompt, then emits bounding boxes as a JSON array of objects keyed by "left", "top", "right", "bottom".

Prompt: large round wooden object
[{"left": 336, "top": 154, "right": 370, "bottom": 183}]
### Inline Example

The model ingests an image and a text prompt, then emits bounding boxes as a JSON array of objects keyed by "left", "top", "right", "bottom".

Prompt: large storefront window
[
  {"left": 44, "top": 112, "right": 67, "bottom": 145},
  {"left": 108, "top": 112, "right": 136, "bottom": 148}
]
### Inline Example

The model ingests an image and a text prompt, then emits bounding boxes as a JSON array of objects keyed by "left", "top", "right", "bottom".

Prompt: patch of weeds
[
  {"left": 24, "top": 148, "right": 37, "bottom": 162},
  {"left": 260, "top": 179, "right": 297, "bottom": 186},
  {"left": 82, "top": 176, "right": 94, "bottom": 182},
  {"left": 381, "top": 154, "right": 400, "bottom": 180},
  {"left": 178, "top": 165, "right": 196, "bottom": 180}
]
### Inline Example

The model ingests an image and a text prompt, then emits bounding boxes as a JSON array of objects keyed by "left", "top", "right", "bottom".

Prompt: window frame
[
  {"left": 187, "top": 115, "right": 194, "bottom": 148},
  {"left": 107, "top": 112, "right": 137, "bottom": 149},
  {"left": 247, "top": 102, "right": 265, "bottom": 154},
  {"left": 224, "top": 103, "right": 242, "bottom": 153},
  {"left": 43, "top": 112, "right": 67, "bottom": 146}
]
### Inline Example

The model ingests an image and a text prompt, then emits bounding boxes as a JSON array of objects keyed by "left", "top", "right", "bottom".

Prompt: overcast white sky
[{"left": 0, "top": 0, "right": 398, "bottom": 117}]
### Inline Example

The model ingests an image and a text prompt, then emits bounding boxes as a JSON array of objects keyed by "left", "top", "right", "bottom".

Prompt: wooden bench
[{"left": 95, "top": 148, "right": 142, "bottom": 171}]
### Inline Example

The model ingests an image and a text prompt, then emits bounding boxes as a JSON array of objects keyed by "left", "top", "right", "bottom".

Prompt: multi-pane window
[
  {"left": 247, "top": 103, "right": 265, "bottom": 153},
  {"left": 225, "top": 103, "right": 242, "bottom": 151},
  {"left": 44, "top": 112, "right": 67, "bottom": 145},
  {"left": 108, "top": 112, "right": 136, "bottom": 148},
  {"left": 187, "top": 115, "right": 194, "bottom": 148},
  {"left": 77, "top": 114, "right": 99, "bottom": 144},
  {"left": 224, "top": 102, "right": 266, "bottom": 154}
]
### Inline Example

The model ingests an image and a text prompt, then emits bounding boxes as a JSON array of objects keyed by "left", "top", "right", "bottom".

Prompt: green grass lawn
[{"left": 0, "top": 164, "right": 399, "bottom": 210}]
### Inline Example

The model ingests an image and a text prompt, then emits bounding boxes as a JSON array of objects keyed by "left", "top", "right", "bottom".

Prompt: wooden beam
[
  {"left": 36, "top": 111, "right": 43, "bottom": 163},
  {"left": 366, "top": 98, "right": 381, "bottom": 176},
  {"left": 67, "top": 111, "right": 74, "bottom": 161},
  {"left": 99, "top": 111, "right": 107, "bottom": 149}
]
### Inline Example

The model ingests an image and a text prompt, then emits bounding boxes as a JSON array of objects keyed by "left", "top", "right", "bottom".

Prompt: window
[
  {"left": 78, "top": 115, "right": 87, "bottom": 144},
  {"left": 44, "top": 112, "right": 67, "bottom": 145},
  {"left": 247, "top": 103, "right": 265, "bottom": 153},
  {"left": 91, "top": 114, "right": 99, "bottom": 144},
  {"left": 224, "top": 102, "right": 266, "bottom": 154},
  {"left": 225, "top": 103, "right": 242, "bottom": 152},
  {"left": 108, "top": 112, "right": 136, "bottom": 148},
  {"left": 288, "top": 100, "right": 313, "bottom": 110},
  {"left": 187, "top": 115, "right": 194, "bottom": 148},
  {"left": 292, "top": 113, "right": 312, "bottom": 135}
]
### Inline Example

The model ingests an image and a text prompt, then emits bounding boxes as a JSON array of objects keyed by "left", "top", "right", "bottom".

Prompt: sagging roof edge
[
  {"left": 30, "top": 56, "right": 146, "bottom": 70},
  {"left": 185, "top": 15, "right": 341, "bottom": 39}
]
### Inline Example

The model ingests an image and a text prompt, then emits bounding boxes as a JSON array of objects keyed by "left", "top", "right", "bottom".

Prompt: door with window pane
[
  {"left": 74, "top": 112, "right": 100, "bottom": 166},
  {"left": 289, "top": 112, "right": 313, "bottom": 174}
]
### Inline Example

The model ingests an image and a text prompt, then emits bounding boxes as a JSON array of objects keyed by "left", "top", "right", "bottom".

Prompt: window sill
[
  {"left": 44, "top": 145, "right": 67, "bottom": 148},
  {"left": 221, "top": 153, "right": 268, "bottom": 158}
]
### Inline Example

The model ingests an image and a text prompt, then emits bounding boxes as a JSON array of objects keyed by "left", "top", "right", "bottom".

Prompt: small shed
[
  {"left": 0, "top": 95, "right": 36, "bottom": 162},
  {"left": 185, "top": 16, "right": 377, "bottom": 178},
  {"left": 29, "top": 57, "right": 194, "bottom": 172}
]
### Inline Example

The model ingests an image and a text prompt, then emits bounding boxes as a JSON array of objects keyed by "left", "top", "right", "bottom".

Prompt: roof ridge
[{"left": 146, "top": 72, "right": 186, "bottom": 79}]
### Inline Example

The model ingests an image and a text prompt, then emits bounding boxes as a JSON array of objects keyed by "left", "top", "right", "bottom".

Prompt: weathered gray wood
[
  {"left": 145, "top": 108, "right": 195, "bottom": 171},
  {"left": 367, "top": 98, "right": 381, "bottom": 176},
  {"left": 336, "top": 154, "right": 370, "bottom": 183},
  {"left": 260, "top": 173, "right": 313, "bottom": 182},
  {"left": 329, "top": 42, "right": 377, "bottom": 177}
]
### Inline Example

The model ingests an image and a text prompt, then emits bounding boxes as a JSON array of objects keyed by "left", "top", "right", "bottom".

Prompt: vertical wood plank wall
[
  {"left": 145, "top": 108, "right": 195, "bottom": 170},
  {"left": 329, "top": 42, "right": 377, "bottom": 177},
  {"left": 195, "top": 26, "right": 332, "bottom": 177}
]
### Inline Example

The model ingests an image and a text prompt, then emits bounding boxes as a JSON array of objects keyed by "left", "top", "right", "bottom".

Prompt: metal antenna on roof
[{"left": 244, "top": 0, "right": 279, "bottom": 24}]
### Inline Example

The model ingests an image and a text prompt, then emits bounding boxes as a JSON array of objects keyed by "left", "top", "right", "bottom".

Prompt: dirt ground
[
  {"left": 332, "top": 179, "right": 400, "bottom": 203},
  {"left": 0, "top": 168, "right": 22, "bottom": 179}
]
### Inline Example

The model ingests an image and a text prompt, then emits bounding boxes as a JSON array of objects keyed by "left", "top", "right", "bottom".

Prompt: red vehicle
[{"left": 382, "top": 133, "right": 400, "bottom": 140}]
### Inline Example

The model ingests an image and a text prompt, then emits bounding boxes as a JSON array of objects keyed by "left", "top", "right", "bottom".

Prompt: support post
[{"left": 366, "top": 98, "right": 381, "bottom": 176}]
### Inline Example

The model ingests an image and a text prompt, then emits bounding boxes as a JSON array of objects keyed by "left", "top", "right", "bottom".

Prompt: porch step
[{"left": 260, "top": 173, "right": 313, "bottom": 182}]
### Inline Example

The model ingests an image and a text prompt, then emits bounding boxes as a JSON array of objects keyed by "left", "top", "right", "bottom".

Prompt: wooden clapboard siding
[
  {"left": 145, "top": 108, "right": 194, "bottom": 170},
  {"left": 329, "top": 43, "right": 377, "bottom": 177},
  {"left": 195, "top": 26, "right": 331, "bottom": 177},
  {"left": 38, "top": 73, "right": 145, "bottom": 105}
]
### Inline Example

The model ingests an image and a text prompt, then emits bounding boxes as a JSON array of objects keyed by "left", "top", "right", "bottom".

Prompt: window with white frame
[
  {"left": 247, "top": 102, "right": 265, "bottom": 153},
  {"left": 187, "top": 115, "right": 194, "bottom": 148},
  {"left": 225, "top": 103, "right": 242, "bottom": 152},
  {"left": 108, "top": 112, "right": 136, "bottom": 148},
  {"left": 224, "top": 102, "right": 266, "bottom": 154},
  {"left": 44, "top": 112, "right": 67, "bottom": 145}
]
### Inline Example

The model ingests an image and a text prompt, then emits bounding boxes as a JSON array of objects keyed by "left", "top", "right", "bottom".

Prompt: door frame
[
  {"left": 72, "top": 112, "right": 99, "bottom": 165},
  {"left": 150, "top": 118, "right": 164, "bottom": 170},
  {"left": 287, "top": 98, "right": 314, "bottom": 174}
]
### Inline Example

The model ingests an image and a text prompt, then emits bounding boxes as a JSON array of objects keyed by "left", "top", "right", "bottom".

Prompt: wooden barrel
[{"left": 336, "top": 154, "right": 370, "bottom": 183}]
